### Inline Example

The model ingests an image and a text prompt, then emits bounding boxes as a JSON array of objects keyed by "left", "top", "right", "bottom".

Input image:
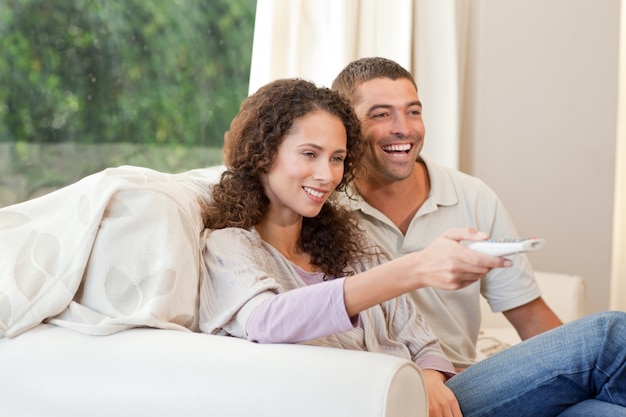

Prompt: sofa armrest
[{"left": 0, "top": 324, "right": 426, "bottom": 417}]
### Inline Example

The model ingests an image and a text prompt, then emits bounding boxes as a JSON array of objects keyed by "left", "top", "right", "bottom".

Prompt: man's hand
[{"left": 422, "top": 369, "right": 463, "bottom": 417}]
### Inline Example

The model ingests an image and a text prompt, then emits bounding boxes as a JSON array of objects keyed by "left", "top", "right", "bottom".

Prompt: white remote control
[{"left": 465, "top": 237, "right": 545, "bottom": 257}]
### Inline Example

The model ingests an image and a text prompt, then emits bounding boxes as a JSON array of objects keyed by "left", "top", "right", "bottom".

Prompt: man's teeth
[
  {"left": 382, "top": 144, "right": 411, "bottom": 152},
  {"left": 304, "top": 187, "right": 324, "bottom": 198}
]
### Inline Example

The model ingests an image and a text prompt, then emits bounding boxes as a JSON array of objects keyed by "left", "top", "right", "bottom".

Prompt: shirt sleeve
[
  {"left": 479, "top": 191, "right": 541, "bottom": 313},
  {"left": 245, "top": 278, "right": 357, "bottom": 343}
]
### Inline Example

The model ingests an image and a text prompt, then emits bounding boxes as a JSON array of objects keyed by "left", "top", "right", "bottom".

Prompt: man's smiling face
[{"left": 353, "top": 77, "right": 425, "bottom": 184}]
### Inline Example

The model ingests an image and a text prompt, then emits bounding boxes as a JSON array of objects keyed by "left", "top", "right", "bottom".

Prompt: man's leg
[
  {"left": 557, "top": 399, "right": 626, "bottom": 417},
  {"left": 445, "top": 311, "right": 626, "bottom": 417}
]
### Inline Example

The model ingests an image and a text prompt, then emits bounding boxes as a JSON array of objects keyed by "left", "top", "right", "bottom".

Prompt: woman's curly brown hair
[{"left": 200, "top": 78, "right": 370, "bottom": 277}]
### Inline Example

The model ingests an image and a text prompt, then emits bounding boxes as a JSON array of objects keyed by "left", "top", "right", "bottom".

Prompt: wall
[
  {"left": 611, "top": 0, "right": 626, "bottom": 310},
  {"left": 460, "top": 0, "right": 621, "bottom": 313}
]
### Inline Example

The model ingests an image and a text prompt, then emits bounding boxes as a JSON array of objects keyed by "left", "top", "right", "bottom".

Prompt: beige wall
[
  {"left": 611, "top": 0, "right": 626, "bottom": 311},
  {"left": 459, "top": 0, "right": 621, "bottom": 313}
]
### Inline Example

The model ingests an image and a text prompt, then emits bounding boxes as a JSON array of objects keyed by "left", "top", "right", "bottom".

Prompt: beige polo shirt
[{"left": 345, "top": 157, "right": 541, "bottom": 368}]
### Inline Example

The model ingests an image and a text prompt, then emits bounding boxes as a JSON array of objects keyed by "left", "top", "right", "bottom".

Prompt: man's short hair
[{"left": 331, "top": 57, "right": 417, "bottom": 104}]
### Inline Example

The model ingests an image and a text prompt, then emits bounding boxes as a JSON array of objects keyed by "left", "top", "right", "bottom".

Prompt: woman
[{"left": 199, "top": 78, "right": 626, "bottom": 417}]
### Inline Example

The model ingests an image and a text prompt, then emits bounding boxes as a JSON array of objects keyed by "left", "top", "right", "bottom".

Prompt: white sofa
[
  {"left": 0, "top": 324, "right": 426, "bottom": 417},
  {"left": 0, "top": 272, "right": 586, "bottom": 417},
  {"left": 0, "top": 165, "right": 587, "bottom": 417}
]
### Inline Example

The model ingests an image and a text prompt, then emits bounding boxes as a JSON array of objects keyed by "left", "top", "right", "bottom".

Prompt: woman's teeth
[{"left": 304, "top": 187, "right": 324, "bottom": 198}]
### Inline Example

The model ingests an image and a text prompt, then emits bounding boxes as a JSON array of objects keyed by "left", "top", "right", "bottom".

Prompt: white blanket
[{"left": 0, "top": 165, "right": 224, "bottom": 338}]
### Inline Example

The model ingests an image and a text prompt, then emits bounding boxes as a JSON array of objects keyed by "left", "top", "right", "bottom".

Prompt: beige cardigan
[{"left": 199, "top": 227, "right": 454, "bottom": 372}]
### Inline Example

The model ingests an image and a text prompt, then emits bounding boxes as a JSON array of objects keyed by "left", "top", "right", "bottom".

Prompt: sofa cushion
[{"left": 476, "top": 271, "right": 586, "bottom": 361}]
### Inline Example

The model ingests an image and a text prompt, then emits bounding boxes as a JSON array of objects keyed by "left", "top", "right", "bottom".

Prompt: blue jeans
[{"left": 445, "top": 311, "right": 626, "bottom": 417}]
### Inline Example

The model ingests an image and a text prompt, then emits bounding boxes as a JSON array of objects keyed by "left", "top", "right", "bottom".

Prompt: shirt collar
[
  {"left": 344, "top": 155, "right": 459, "bottom": 212},
  {"left": 421, "top": 156, "right": 458, "bottom": 207}
]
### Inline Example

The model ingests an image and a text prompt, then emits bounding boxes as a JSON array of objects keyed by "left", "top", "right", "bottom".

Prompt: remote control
[{"left": 465, "top": 237, "right": 545, "bottom": 257}]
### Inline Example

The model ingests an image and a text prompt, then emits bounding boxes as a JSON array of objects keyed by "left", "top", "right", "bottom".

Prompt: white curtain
[{"left": 248, "top": 0, "right": 467, "bottom": 169}]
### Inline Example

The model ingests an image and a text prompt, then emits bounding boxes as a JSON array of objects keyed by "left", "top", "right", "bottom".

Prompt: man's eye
[{"left": 371, "top": 112, "right": 388, "bottom": 119}]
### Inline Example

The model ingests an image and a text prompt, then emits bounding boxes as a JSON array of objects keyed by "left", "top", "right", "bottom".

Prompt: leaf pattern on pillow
[
  {"left": 0, "top": 211, "right": 31, "bottom": 230},
  {"left": 104, "top": 267, "right": 177, "bottom": 316},
  {"left": 103, "top": 267, "right": 142, "bottom": 316},
  {"left": 15, "top": 231, "right": 60, "bottom": 301},
  {"left": 140, "top": 268, "right": 177, "bottom": 298}
]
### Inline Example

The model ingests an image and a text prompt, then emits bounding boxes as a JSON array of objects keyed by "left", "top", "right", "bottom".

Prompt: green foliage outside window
[
  {"left": 0, "top": 0, "right": 256, "bottom": 147},
  {"left": 0, "top": 0, "right": 256, "bottom": 206}
]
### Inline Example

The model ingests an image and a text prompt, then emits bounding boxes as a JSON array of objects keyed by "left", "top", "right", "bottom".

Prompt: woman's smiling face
[{"left": 262, "top": 110, "right": 347, "bottom": 223}]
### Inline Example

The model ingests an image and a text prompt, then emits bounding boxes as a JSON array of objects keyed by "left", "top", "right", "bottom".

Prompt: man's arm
[{"left": 502, "top": 297, "right": 563, "bottom": 340}]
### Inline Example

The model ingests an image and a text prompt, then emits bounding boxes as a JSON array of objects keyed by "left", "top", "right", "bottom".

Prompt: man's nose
[{"left": 390, "top": 114, "right": 410, "bottom": 137}]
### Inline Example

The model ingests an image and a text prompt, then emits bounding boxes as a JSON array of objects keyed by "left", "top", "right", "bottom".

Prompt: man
[{"left": 332, "top": 57, "right": 562, "bottom": 368}]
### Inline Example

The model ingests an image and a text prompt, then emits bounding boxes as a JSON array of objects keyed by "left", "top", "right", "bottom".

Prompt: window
[{"left": 0, "top": 0, "right": 256, "bottom": 206}]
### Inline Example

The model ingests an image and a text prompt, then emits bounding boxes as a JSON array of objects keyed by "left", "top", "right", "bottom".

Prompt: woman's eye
[
  {"left": 302, "top": 151, "right": 316, "bottom": 159},
  {"left": 331, "top": 155, "right": 344, "bottom": 163}
]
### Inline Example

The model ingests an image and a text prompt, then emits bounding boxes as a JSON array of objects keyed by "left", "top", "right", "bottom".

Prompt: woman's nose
[{"left": 313, "top": 160, "right": 333, "bottom": 182}]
